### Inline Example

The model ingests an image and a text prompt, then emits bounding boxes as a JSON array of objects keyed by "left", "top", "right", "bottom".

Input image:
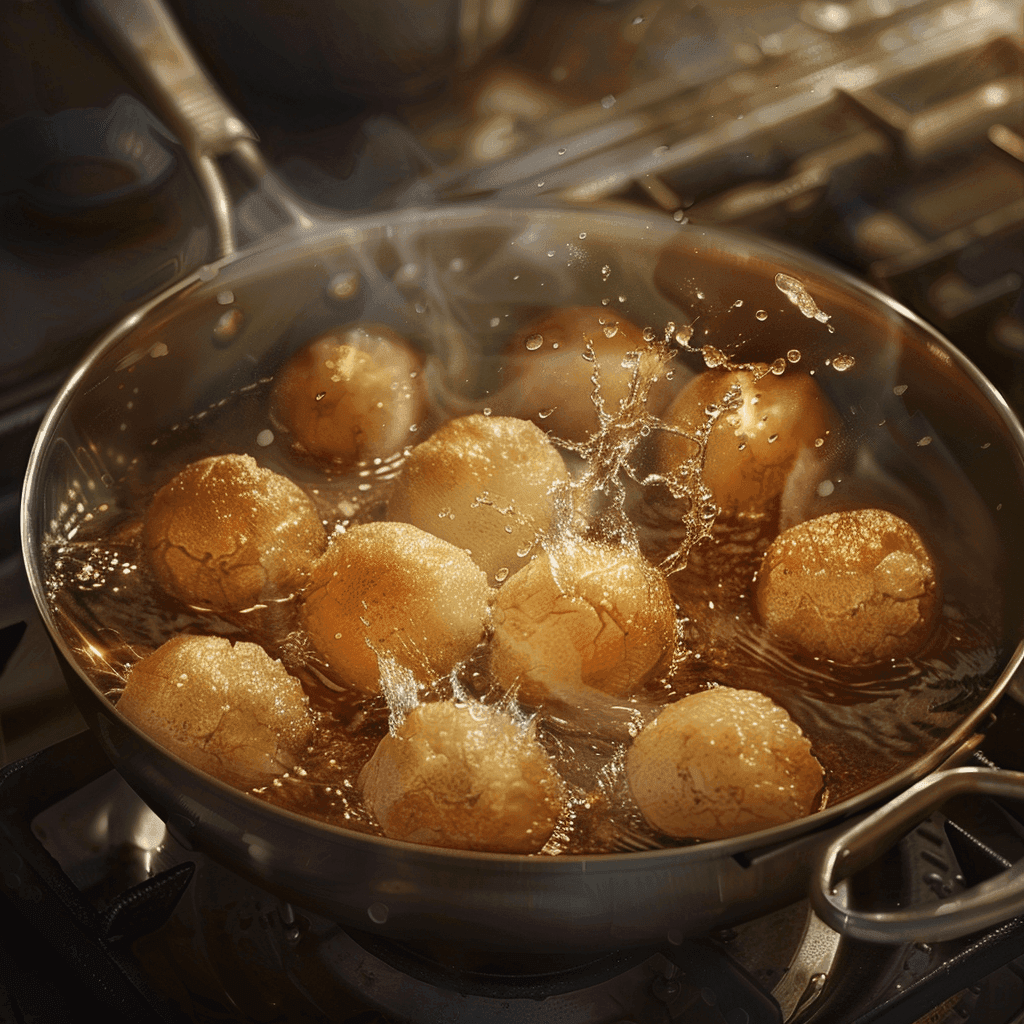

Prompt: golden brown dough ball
[
  {"left": 495, "top": 307, "right": 671, "bottom": 442},
  {"left": 655, "top": 369, "right": 837, "bottom": 513},
  {"left": 755, "top": 508, "right": 940, "bottom": 664},
  {"left": 626, "top": 686, "right": 823, "bottom": 841},
  {"left": 143, "top": 454, "right": 326, "bottom": 613},
  {"left": 489, "top": 537, "right": 676, "bottom": 708},
  {"left": 116, "top": 635, "right": 315, "bottom": 786},
  {"left": 358, "top": 700, "right": 563, "bottom": 853},
  {"left": 270, "top": 324, "right": 426, "bottom": 467},
  {"left": 301, "top": 521, "right": 492, "bottom": 695},
  {"left": 386, "top": 414, "right": 570, "bottom": 583}
]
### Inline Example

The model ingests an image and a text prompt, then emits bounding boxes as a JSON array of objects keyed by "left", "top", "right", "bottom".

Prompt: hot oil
[{"left": 45, "top": 315, "right": 1004, "bottom": 857}]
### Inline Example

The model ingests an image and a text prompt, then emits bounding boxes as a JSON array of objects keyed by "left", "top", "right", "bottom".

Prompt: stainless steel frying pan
[{"left": 19, "top": 0, "right": 1024, "bottom": 953}]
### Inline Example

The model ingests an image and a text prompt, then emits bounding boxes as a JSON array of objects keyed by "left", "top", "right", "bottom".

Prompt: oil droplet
[
  {"left": 495, "top": 567, "right": 510, "bottom": 582},
  {"left": 197, "top": 264, "right": 218, "bottom": 282},
  {"left": 787, "top": 349, "right": 801, "bottom": 363},
  {"left": 601, "top": 95, "right": 616, "bottom": 109},
  {"left": 327, "top": 270, "right": 360, "bottom": 300},
  {"left": 814, "top": 437, "right": 824, "bottom": 447},
  {"left": 216, "top": 289, "right": 234, "bottom": 305},
  {"left": 489, "top": 317, "right": 501, "bottom": 328},
  {"left": 558, "top": 148, "right": 567, "bottom": 156},
  {"left": 256, "top": 429, "right": 274, "bottom": 447},
  {"left": 315, "top": 391, "right": 327, "bottom": 401},
  {"left": 449, "top": 257, "right": 466, "bottom": 272},
  {"left": 917, "top": 436, "right": 933, "bottom": 447},
  {"left": 731, "top": 299, "right": 744, "bottom": 308},
  {"left": 755, "top": 310, "right": 768, "bottom": 321},
  {"left": 579, "top": 232, "right": 587, "bottom": 239},
  {"left": 546, "top": 249, "right": 556, "bottom": 257},
  {"left": 775, "top": 273, "right": 831, "bottom": 324},
  {"left": 768, "top": 433, "right": 779, "bottom": 444},
  {"left": 525, "top": 334, "right": 544, "bottom": 351},
  {"left": 149, "top": 342, "right": 169, "bottom": 358},
  {"left": 618, "top": 295, "right": 627, "bottom": 303},
  {"left": 894, "top": 384, "right": 908, "bottom": 395},
  {"left": 817, "top": 480, "right": 835, "bottom": 497},
  {"left": 673, "top": 210, "right": 687, "bottom": 223},
  {"left": 367, "top": 903, "right": 389, "bottom": 924},
  {"left": 213, "top": 308, "right": 243, "bottom": 341},
  {"left": 832, "top": 354, "right": 855, "bottom": 371}
]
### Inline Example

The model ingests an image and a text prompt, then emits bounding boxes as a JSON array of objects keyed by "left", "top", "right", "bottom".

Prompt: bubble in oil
[
  {"left": 601, "top": 265, "right": 612, "bottom": 282},
  {"left": 756, "top": 310, "right": 768, "bottom": 321},
  {"left": 832, "top": 354, "right": 855, "bottom": 372},
  {"left": 525, "top": 334, "right": 544, "bottom": 351}
]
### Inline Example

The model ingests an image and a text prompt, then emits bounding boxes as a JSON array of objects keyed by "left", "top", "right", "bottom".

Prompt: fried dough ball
[
  {"left": 489, "top": 537, "right": 677, "bottom": 708},
  {"left": 386, "top": 414, "right": 570, "bottom": 583},
  {"left": 495, "top": 307, "right": 671, "bottom": 442},
  {"left": 359, "top": 701, "right": 563, "bottom": 853},
  {"left": 116, "top": 635, "right": 314, "bottom": 786},
  {"left": 655, "top": 369, "right": 837, "bottom": 513},
  {"left": 301, "top": 521, "right": 492, "bottom": 695},
  {"left": 755, "top": 508, "right": 940, "bottom": 664},
  {"left": 626, "top": 686, "right": 823, "bottom": 841},
  {"left": 270, "top": 323, "right": 426, "bottom": 467},
  {"left": 143, "top": 454, "right": 326, "bottom": 613}
]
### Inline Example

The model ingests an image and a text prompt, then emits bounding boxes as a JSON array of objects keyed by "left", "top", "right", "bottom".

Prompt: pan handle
[
  {"left": 82, "top": 0, "right": 310, "bottom": 257},
  {"left": 810, "top": 766, "right": 1024, "bottom": 943}
]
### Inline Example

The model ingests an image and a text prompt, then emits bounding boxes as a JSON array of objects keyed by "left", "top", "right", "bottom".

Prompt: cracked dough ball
[
  {"left": 756, "top": 508, "right": 940, "bottom": 664},
  {"left": 271, "top": 323, "right": 426, "bottom": 467},
  {"left": 489, "top": 537, "right": 676, "bottom": 708},
  {"left": 143, "top": 454, "right": 326, "bottom": 613},
  {"left": 116, "top": 635, "right": 314, "bottom": 786},
  {"left": 655, "top": 369, "right": 836, "bottom": 512},
  {"left": 359, "top": 701, "right": 563, "bottom": 853},
  {"left": 387, "top": 414, "right": 570, "bottom": 583},
  {"left": 301, "top": 521, "right": 492, "bottom": 695},
  {"left": 495, "top": 307, "right": 671, "bottom": 442},
  {"left": 627, "top": 686, "right": 823, "bottom": 841}
]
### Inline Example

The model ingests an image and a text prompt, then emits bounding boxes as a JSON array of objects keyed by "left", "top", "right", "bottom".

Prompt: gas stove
[{"left": 2, "top": 1, "right": 1023, "bottom": 1022}]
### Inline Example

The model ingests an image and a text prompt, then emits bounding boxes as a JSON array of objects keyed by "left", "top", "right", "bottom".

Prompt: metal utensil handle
[
  {"left": 811, "top": 766, "right": 1024, "bottom": 943},
  {"left": 82, "top": 0, "right": 260, "bottom": 257}
]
